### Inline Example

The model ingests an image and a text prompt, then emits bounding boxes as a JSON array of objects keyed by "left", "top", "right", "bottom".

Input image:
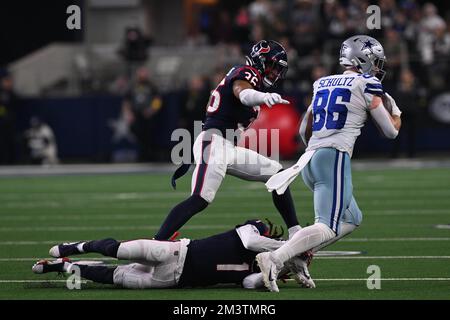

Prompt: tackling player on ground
[
  {"left": 155, "top": 41, "right": 302, "bottom": 241},
  {"left": 258, "top": 35, "right": 402, "bottom": 292},
  {"left": 32, "top": 219, "right": 312, "bottom": 289}
]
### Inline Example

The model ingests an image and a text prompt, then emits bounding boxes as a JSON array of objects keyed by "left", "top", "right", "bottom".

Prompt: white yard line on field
[
  {"left": 0, "top": 209, "right": 448, "bottom": 221},
  {"left": 0, "top": 225, "right": 229, "bottom": 232}
]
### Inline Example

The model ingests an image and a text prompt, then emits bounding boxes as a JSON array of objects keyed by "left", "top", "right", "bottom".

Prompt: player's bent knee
[
  {"left": 315, "top": 222, "right": 337, "bottom": 241},
  {"left": 113, "top": 265, "right": 150, "bottom": 289},
  {"left": 343, "top": 201, "right": 363, "bottom": 226}
]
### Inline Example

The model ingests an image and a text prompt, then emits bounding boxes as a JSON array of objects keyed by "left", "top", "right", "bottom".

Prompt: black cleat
[
  {"left": 32, "top": 257, "right": 71, "bottom": 274},
  {"left": 49, "top": 242, "right": 84, "bottom": 258}
]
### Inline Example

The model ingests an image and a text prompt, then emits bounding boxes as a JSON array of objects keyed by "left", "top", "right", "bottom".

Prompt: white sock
[
  {"left": 76, "top": 242, "right": 86, "bottom": 253},
  {"left": 273, "top": 223, "right": 335, "bottom": 264},
  {"left": 288, "top": 225, "right": 302, "bottom": 239},
  {"left": 312, "top": 222, "right": 357, "bottom": 253}
]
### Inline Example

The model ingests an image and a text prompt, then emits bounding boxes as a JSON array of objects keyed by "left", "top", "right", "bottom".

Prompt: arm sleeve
[
  {"left": 299, "top": 105, "right": 313, "bottom": 145},
  {"left": 370, "top": 103, "right": 399, "bottom": 139},
  {"left": 239, "top": 88, "right": 268, "bottom": 107},
  {"left": 236, "top": 224, "right": 285, "bottom": 252}
]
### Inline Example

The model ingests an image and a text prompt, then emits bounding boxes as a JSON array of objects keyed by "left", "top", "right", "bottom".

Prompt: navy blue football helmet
[{"left": 245, "top": 40, "right": 288, "bottom": 88}]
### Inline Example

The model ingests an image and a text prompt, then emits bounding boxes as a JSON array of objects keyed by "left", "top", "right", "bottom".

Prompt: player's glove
[{"left": 263, "top": 93, "right": 290, "bottom": 108}]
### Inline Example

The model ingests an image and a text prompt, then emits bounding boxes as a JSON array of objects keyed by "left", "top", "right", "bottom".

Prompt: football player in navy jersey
[
  {"left": 155, "top": 40, "right": 302, "bottom": 244},
  {"left": 32, "top": 219, "right": 314, "bottom": 289}
]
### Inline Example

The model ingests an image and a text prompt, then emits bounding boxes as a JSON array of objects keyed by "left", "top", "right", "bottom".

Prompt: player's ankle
[{"left": 288, "top": 225, "right": 302, "bottom": 239}]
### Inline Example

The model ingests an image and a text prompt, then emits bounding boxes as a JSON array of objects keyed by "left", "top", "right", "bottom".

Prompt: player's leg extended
[
  {"left": 257, "top": 149, "right": 352, "bottom": 291},
  {"left": 300, "top": 157, "right": 362, "bottom": 252},
  {"left": 49, "top": 238, "right": 120, "bottom": 258},
  {"left": 114, "top": 240, "right": 187, "bottom": 288},
  {"left": 275, "top": 149, "right": 353, "bottom": 260},
  {"left": 227, "top": 147, "right": 300, "bottom": 233},
  {"left": 154, "top": 132, "right": 227, "bottom": 240},
  {"left": 311, "top": 196, "right": 362, "bottom": 253},
  {"left": 33, "top": 258, "right": 117, "bottom": 285}
]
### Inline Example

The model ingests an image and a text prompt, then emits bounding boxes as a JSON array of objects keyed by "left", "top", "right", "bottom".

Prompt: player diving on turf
[
  {"left": 32, "top": 219, "right": 314, "bottom": 289},
  {"left": 257, "top": 35, "right": 402, "bottom": 292},
  {"left": 156, "top": 41, "right": 302, "bottom": 242}
]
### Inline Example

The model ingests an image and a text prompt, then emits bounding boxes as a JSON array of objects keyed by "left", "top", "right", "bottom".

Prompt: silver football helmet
[{"left": 339, "top": 35, "right": 386, "bottom": 81}]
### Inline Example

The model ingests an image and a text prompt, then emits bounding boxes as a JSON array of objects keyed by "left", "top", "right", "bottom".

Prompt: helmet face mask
[
  {"left": 246, "top": 40, "right": 288, "bottom": 88},
  {"left": 263, "top": 57, "right": 288, "bottom": 87},
  {"left": 339, "top": 35, "right": 387, "bottom": 81}
]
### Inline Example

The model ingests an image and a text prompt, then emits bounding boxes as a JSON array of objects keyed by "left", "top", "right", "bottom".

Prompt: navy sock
[
  {"left": 272, "top": 186, "right": 299, "bottom": 228},
  {"left": 76, "top": 265, "right": 116, "bottom": 285},
  {"left": 82, "top": 238, "right": 120, "bottom": 257},
  {"left": 154, "top": 195, "right": 208, "bottom": 240}
]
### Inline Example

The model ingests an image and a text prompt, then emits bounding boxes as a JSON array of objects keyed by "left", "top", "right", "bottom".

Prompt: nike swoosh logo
[{"left": 269, "top": 266, "right": 274, "bottom": 282}]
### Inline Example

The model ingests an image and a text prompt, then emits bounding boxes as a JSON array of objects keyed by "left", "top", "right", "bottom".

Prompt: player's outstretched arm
[
  {"left": 237, "top": 224, "right": 286, "bottom": 252},
  {"left": 233, "top": 80, "right": 289, "bottom": 108},
  {"left": 369, "top": 95, "right": 402, "bottom": 139}
]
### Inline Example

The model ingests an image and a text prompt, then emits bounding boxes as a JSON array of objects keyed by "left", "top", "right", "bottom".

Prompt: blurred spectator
[
  {"left": 180, "top": 75, "right": 210, "bottom": 137},
  {"left": 118, "top": 27, "right": 152, "bottom": 77},
  {"left": 417, "top": 3, "right": 446, "bottom": 66},
  {"left": 248, "top": 0, "right": 273, "bottom": 23},
  {"left": 391, "top": 69, "right": 422, "bottom": 158},
  {"left": 383, "top": 28, "right": 409, "bottom": 88},
  {"left": 24, "top": 117, "right": 58, "bottom": 165},
  {"left": 291, "top": 0, "right": 319, "bottom": 55},
  {"left": 122, "top": 67, "right": 162, "bottom": 162},
  {"left": 0, "top": 70, "right": 17, "bottom": 164},
  {"left": 427, "top": 22, "right": 450, "bottom": 90},
  {"left": 233, "top": 6, "right": 251, "bottom": 46}
]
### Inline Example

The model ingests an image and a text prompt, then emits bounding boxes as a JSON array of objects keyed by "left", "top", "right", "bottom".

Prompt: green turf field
[{"left": 0, "top": 167, "right": 449, "bottom": 299}]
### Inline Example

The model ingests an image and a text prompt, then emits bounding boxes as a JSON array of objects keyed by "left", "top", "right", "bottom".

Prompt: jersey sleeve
[
  {"left": 228, "top": 66, "right": 262, "bottom": 89},
  {"left": 362, "top": 75, "right": 384, "bottom": 98},
  {"left": 235, "top": 224, "right": 285, "bottom": 253}
]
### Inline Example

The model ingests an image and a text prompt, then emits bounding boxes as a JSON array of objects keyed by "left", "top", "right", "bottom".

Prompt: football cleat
[
  {"left": 255, "top": 252, "right": 282, "bottom": 292},
  {"left": 32, "top": 257, "right": 71, "bottom": 274},
  {"left": 286, "top": 251, "right": 316, "bottom": 289},
  {"left": 49, "top": 241, "right": 84, "bottom": 258}
]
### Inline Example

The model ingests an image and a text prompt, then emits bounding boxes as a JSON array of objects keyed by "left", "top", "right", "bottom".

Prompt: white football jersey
[{"left": 306, "top": 70, "right": 383, "bottom": 157}]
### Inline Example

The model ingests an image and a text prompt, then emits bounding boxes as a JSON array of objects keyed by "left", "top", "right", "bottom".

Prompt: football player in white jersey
[{"left": 256, "top": 35, "right": 402, "bottom": 292}]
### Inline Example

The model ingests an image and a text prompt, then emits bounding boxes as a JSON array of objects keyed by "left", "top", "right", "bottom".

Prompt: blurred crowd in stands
[
  {"left": 1, "top": 0, "right": 449, "bottom": 164},
  {"left": 174, "top": 0, "right": 450, "bottom": 159}
]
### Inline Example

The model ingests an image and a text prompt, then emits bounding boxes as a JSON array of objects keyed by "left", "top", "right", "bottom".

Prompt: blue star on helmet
[{"left": 361, "top": 39, "right": 375, "bottom": 50}]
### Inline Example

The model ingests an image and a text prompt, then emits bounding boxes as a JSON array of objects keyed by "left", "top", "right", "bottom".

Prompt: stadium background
[
  {"left": 1, "top": 0, "right": 450, "bottom": 163},
  {"left": 0, "top": 0, "right": 449, "bottom": 301}
]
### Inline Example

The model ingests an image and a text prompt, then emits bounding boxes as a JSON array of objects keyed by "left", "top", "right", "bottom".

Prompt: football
[{"left": 381, "top": 94, "right": 393, "bottom": 114}]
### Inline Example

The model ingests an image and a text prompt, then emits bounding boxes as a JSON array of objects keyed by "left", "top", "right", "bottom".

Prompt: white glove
[
  {"left": 385, "top": 92, "right": 402, "bottom": 116},
  {"left": 263, "top": 93, "right": 290, "bottom": 108},
  {"left": 239, "top": 88, "right": 290, "bottom": 108}
]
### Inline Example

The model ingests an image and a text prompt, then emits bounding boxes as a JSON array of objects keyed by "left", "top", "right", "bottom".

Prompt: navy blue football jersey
[
  {"left": 177, "top": 221, "right": 268, "bottom": 287},
  {"left": 202, "top": 65, "right": 263, "bottom": 135}
]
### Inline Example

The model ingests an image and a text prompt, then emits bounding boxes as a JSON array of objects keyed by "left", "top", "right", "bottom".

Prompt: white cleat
[
  {"left": 287, "top": 251, "right": 316, "bottom": 288},
  {"left": 255, "top": 252, "right": 282, "bottom": 292}
]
